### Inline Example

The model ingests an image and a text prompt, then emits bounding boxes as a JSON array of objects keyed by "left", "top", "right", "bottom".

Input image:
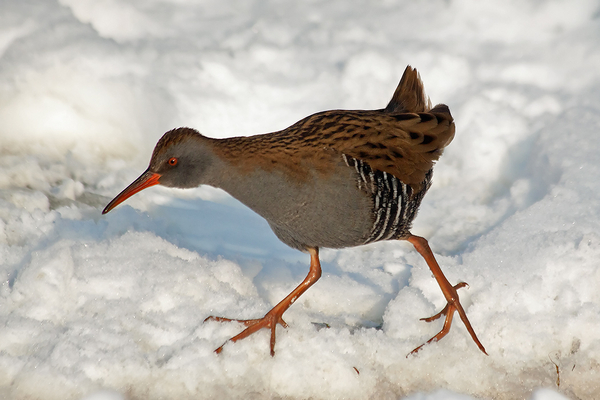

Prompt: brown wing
[
  {"left": 325, "top": 106, "right": 455, "bottom": 187},
  {"left": 212, "top": 66, "right": 454, "bottom": 188},
  {"left": 323, "top": 66, "right": 453, "bottom": 187}
]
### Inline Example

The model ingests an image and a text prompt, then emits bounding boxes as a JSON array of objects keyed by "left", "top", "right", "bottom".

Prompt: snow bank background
[{"left": 1, "top": 0, "right": 599, "bottom": 399}]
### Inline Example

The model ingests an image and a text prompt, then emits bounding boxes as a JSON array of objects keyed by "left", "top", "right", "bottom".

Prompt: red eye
[{"left": 168, "top": 157, "right": 178, "bottom": 166}]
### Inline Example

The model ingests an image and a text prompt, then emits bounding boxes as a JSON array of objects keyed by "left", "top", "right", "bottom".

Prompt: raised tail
[{"left": 384, "top": 65, "right": 432, "bottom": 114}]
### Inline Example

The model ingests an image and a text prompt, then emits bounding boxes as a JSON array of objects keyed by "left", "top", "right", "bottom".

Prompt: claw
[
  {"left": 206, "top": 248, "right": 321, "bottom": 356},
  {"left": 208, "top": 311, "right": 288, "bottom": 356},
  {"left": 408, "top": 282, "right": 487, "bottom": 356},
  {"left": 406, "top": 235, "right": 487, "bottom": 356}
]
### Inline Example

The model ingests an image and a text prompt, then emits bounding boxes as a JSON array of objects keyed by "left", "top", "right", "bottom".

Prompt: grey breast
[{"left": 217, "top": 157, "right": 375, "bottom": 251}]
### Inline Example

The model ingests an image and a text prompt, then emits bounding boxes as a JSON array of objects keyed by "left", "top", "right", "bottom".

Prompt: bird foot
[
  {"left": 204, "top": 309, "right": 288, "bottom": 357},
  {"left": 205, "top": 247, "right": 322, "bottom": 357},
  {"left": 418, "top": 282, "right": 469, "bottom": 322},
  {"left": 408, "top": 282, "right": 487, "bottom": 356}
]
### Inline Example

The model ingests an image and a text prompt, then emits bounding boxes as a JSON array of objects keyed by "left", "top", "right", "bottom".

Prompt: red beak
[{"left": 102, "top": 169, "right": 161, "bottom": 214}]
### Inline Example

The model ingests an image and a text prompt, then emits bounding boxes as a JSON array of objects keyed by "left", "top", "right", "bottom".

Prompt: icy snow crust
[{"left": 1, "top": 0, "right": 599, "bottom": 399}]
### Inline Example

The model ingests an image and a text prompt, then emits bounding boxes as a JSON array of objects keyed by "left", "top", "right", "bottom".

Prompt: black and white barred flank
[{"left": 341, "top": 154, "right": 432, "bottom": 243}]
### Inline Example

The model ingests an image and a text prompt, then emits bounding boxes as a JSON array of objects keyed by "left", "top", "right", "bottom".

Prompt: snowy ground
[{"left": 1, "top": 0, "right": 599, "bottom": 399}]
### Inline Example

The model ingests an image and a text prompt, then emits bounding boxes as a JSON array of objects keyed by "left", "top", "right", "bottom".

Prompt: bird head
[{"left": 102, "top": 127, "right": 211, "bottom": 214}]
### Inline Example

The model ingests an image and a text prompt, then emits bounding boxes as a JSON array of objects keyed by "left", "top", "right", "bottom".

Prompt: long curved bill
[{"left": 102, "top": 169, "right": 161, "bottom": 214}]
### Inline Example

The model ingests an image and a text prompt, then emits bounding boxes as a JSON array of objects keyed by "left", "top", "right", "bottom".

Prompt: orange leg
[
  {"left": 406, "top": 235, "right": 487, "bottom": 356},
  {"left": 205, "top": 247, "right": 322, "bottom": 356}
]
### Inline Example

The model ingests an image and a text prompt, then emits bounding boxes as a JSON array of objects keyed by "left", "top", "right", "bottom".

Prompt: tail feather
[{"left": 384, "top": 65, "right": 432, "bottom": 113}]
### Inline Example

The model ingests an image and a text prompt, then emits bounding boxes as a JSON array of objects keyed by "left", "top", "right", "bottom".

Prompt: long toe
[
  {"left": 420, "top": 303, "right": 449, "bottom": 322},
  {"left": 208, "top": 311, "right": 288, "bottom": 356},
  {"left": 419, "top": 282, "right": 469, "bottom": 322},
  {"left": 205, "top": 315, "right": 268, "bottom": 327},
  {"left": 408, "top": 301, "right": 456, "bottom": 356},
  {"left": 408, "top": 282, "right": 487, "bottom": 356}
]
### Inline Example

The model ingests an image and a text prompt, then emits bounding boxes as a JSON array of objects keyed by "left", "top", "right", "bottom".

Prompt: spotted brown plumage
[
  {"left": 103, "top": 65, "right": 486, "bottom": 357},
  {"left": 207, "top": 105, "right": 454, "bottom": 189}
]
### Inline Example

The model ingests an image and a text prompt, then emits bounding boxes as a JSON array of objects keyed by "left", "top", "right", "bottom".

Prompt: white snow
[{"left": 1, "top": 0, "right": 599, "bottom": 399}]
